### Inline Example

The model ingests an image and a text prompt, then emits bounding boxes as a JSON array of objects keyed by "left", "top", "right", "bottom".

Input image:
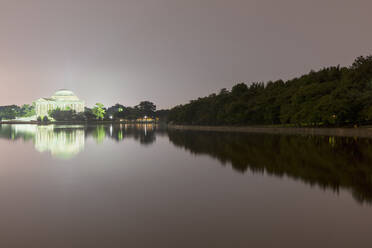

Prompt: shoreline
[
  {"left": 0, "top": 120, "right": 157, "bottom": 125},
  {"left": 4, "top": 121, "right": 372, "bottom": 138},
  {"left": 168, "top": 124, "right": 372, "bottom": 138}
]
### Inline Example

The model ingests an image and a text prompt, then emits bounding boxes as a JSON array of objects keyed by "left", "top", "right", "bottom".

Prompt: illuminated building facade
[{"left": 35, "top": 89, "right": 85, "bottom": 117}]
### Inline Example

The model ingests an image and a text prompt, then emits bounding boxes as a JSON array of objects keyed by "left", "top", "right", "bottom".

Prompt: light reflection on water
[
  {"left": 0, "top": 124, "right": 372, "bottom": 247},
  {"left": 0, "top": 124, "right": 157, "bottom": 159},
  {"left": 1, "top": 124, "right": 372, "bottom": 204}
]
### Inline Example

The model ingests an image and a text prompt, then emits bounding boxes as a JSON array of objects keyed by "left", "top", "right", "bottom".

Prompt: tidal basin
[{"left": 0, "top": 124, "right": 372, "bottom": 247}]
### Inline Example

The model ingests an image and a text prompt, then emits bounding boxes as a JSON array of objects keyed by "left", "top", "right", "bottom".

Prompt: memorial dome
[
  {"left": 53, "top": 89, "right": 76, "bottom": 96},
  {"left": 51, "top": 89, "right": 80, "bottom": 101}
]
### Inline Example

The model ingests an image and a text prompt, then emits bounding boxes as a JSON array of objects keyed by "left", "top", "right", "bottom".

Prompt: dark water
[{"left": 0, "top": 124, "right": 371, "bottom": 248}]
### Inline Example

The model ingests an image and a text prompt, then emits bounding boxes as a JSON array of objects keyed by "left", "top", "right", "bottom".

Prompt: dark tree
[{"left": 136, "top": 101, "right": 156, "bottom": 117}]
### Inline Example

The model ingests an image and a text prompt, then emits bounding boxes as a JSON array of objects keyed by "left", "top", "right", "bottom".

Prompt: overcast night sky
[{"left": 0, "top": 0, "right": 371, "bottom": 109}]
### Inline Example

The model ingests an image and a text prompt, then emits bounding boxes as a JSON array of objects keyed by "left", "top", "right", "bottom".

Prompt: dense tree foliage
[
  {"left": 105, "top": 101, "right": 158, "bottom": 120},
  {"left": 0, "top": 105, "right": 20, "bottom": 120},
  {"left": 168, "top": 56, "right": 372, "bottom": 126},
  {"left": 136, "top": 101, "right": 156, "bottom": 117},
  {"left": 0, "top": 104, "right": 35, "bottom": 120},
  {"left": 49, "top": 109, "right": 86, "bottom": 121},
  {"left": 92, "top": 103, "right": 106, "bottom": 120},
  {"left": 19, "top": 104, "right": 36, "bottom": 117}
]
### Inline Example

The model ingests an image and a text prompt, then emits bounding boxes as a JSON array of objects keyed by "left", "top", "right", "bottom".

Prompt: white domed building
[{"left": 35, "top": 90, "right": 85, "bottom": 117}]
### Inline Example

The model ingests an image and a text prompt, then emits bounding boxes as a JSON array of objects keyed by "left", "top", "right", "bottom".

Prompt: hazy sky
[{"left": 0, "top": 0, "right": 371, "bottom": 109}]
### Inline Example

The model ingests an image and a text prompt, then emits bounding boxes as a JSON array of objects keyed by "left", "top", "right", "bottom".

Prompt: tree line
[
  {"left": 0, "top": 100, "right": 161, "bottom": 122},
  {"left": 44, "top": 101, "right": 159, "bottom": 122},
  {"left": 0, "top": 104, "right": 35, "bottom": 121},
  {"left": 167, "top": 55, "right": 372, "bottom": 126}
]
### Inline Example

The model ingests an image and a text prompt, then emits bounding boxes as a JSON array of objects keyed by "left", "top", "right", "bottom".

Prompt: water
[{"left": 0, "top": 124, "right": 371, "bottom": 247}]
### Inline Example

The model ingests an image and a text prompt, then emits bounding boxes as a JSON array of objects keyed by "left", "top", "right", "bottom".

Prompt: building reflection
[
  {"left": 34, "top": 126, "right": 85, "bottom": 159},
  {"left": 0, "top": 124, "right": 158, "bottom": 159},
  {"left": 2, "top": 125, "right": 85, "bottom": 159}
]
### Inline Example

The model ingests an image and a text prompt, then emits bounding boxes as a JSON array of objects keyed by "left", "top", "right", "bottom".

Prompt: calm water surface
[{"left": 0, "top": 124, "right": 371, "bottom": 247}]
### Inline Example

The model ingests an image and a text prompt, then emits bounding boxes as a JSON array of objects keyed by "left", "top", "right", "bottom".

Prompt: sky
[{"left": 0, "top": 0, "right": 371, "bottom": 109}]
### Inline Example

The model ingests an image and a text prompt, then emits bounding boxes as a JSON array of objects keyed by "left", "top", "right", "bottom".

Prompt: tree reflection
[
  {"left": 3, "top": 123, "right": 372, "bottom": 205},
  {"left": 92, "top": 126, "right": 106, "bottom": 144},
  {"left": 167, "top": 130, "right": 372, "bottom": 204},
  {"left": 84, "top": 123, "right": 156, "bottom": 145}
]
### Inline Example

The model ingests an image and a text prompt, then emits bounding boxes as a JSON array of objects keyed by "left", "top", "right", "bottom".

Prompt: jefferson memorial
[{"left": 35, "top": 89, "right": 85, "bottom": 117}]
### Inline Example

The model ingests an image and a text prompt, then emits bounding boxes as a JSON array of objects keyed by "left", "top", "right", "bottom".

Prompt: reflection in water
[
  {"left": 0, "top": 124, "right": 157, "bottom": 159},
  {"left": 86, "top": 123, "right": 158, "bottom": 145},
  {"left": 35, "top": 126, "right": 85, "bottom": 159},
  {"left": 1, "top": 124, "right": 372, "bottom": 204},
  {"left": 167, "top": 130, "right": 372, "bottom": 204},
  {"left": 1, "top": 125, "right": 85, "bottom": 159}
]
